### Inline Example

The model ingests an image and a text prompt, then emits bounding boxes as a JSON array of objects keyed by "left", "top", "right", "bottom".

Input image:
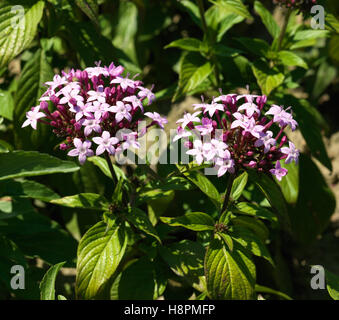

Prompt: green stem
[
  {"left": 277, "top": 8, "right": 292, "bottom": 51},
  {"left": 220, "top": 174, "right": 235, "bottom": 215},
  {"left": 104, "top": 152, "right": 117, "bottom": 186},
  {"left": 196, "top": 0, "right": 220, "bottom": 88}
]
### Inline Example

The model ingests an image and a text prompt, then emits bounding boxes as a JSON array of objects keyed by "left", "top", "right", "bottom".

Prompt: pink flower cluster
[
  {"left": 273, "top": 0, "right": 317, "bottom": 8},
  {"left": 22, "top": 62, "right": 167, "bottom": 164},
  {"left": 174, "top": 93, "right": 300, "bottom": 181}
]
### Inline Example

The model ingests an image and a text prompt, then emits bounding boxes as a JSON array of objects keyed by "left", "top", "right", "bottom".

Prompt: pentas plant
[
  {"left": 174, "top": 93, "right": 299, "bottom": 182},
  {"left": 22, "top": 62, "right": 167, "bottom": 165}
]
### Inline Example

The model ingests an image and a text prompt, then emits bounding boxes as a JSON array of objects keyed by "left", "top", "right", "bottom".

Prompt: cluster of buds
[
  {"left": 273, "top": 0, "right": 317, "bottom": 9},
  {"left": 174, "top": 93, "right": 300, "bottom": 181},
  {"left": 22, "top": 62, "right": 167, "bottom": 164}
]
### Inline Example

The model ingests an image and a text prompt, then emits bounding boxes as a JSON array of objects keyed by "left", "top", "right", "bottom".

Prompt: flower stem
[
  {"left": 220, "top": 173, "right": 235, "bottom": 214},
  {"left": 104, "top": 152, "right": 117, "bottom": 186},
  {"left": 277, "top": 8, "right": 292, "bottom": 51}
]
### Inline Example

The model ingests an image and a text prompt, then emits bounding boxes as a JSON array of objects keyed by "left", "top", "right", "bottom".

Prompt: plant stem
[
  {"left": 104, "top": 152, "right": 117, "bottom": 186},
  {"left": 278, "top": 8, "right": 292, "bottom": 51},
  {"left": 196, "top": 0, "right": 221, "bottom": 88},
  {"left": 220, "top": 174, "right": 235, "bottom": 214},
  {"left": 196, "top": 0, "right": 209, "bottom": 36}
]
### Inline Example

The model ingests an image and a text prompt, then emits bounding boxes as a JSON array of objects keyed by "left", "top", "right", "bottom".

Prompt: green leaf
[
  {"left": 0, "top": 197, "right": 33, "bottom": 220},
  {"left": 289, "top": 155, "right": 336, "bottom": 244},
  {"left": 75, "top": 0, "right": 99, "bottom": 26},
  {"left": 40, "top": 262, "right": 66, "bottom": 300},
  {"left": 112, "top": 0, "right": 138, "bottom": 65},
  {"left": 248, "top": 170, "right": 290, "bottom": 230},
  {"left": 293, "top": 29, "right": 329, "bottom": 41},
  {"left": 312, "top": 61, "right": 337, "bottom": 99},
  {"left": 160, "top": 212, "right": 215, "bottom": 231},
  {"left": 159, "top": 240, "right": 205, "bottom": 281},
  {"left": 210, "top": 0, "right": 251, "bottom": 19},
  {"left": 230, "top": 226, "right": 273, "bottom": 265},
  {"left": 231, "top": 216, "right": 269, "bottom": 242},
  {"left": 0, "top": 179, "right": 59, "bottom": 202},
  {"left": 278, "top": 94, "right": 332, "bottom": 171},
  {"left": 50, "top": 193, "right": 110, "bottom": 211},
  {"left": 235, "top": 38, "right": 270, "bottom": 57},
  {"left": 325, "top": 269, "right": 339, "bottom": 300},
  {"left": 205, "top": 237, "right": 256, "bottom": 299},
  {"left": 254, "top": 1, "right": 280, "bottom": 39},
  {"left": 255, "top": 284, "right": 292, "bottom": 300},
  {"left": 173, "top": 52, "right": 213, "bottom": 101},
  {"left": 126, "top": 207, "right": 161, "bottom": 243},
  {"left": 13, "top": 49, "right": 54, "bottom": 149},
  {"left": 252, "top": 60, "right": 284, "bottom": 96},
  {"left": 182, "top": 169, "right": 221, "bottom": 209},
  {"left": 177, "top": 0, "right": 201, "bottom": 29},
  {"left": 165, "top": 38, "right": 204, "bottom": 52},
  {"left": 278, "top": 51, "right": 308, "bottom": 69},
  {"left": 76, "top": 220, "right": 127, "bottom": 299},
  {"left": 0, "top": 90, "right": 14, "bottom": 120},
  {"left": 0, "top": 1, "right": 44, "bottom": 67},
  {"left": 218, "top": 232, "right": 233, "bottom": 251},
  {"left": 276, "top": 161, "right": 299, "bottom": 204},
  {"left": 217, "top": 13, "right": 244, "bottom": 42},
  {"left": 212, "top": 44, "right": 242, "bottom": 58},
  {"left": 235, "top": 202, "right": 277, "bottom": 223},
  {"left": 231, "top": 171, "right": 248, "bottom": 201},
  {"left": 0, "top": 210, "right": 77, "bottom": 265},
  {"left": 0, "top": 151, "right": 79, "bottom": 181},
  {"left": 112, "top": 256, "right": 167, "bottom": 300}
]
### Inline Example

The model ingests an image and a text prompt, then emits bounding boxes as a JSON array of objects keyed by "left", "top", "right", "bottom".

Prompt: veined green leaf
[
  {"left": 205, "top": 237, "right": 256, "bottom": 299},
  {"left": 160, "top": 212, "right": 215, "bottom": 231},
  {"left": 75, "top": 0, "right": 99, "bottom": 26},
  {"left": 0, "top": 1, "right": 44, "bottom": 67},
  {"left": 165, "top": 38, "right": 204, "bottom": 52},
  {"left": 40, "top": 262, "right": 66, "bottom": 300},
  {"left": 182, "top": 169, "right": 221, "bottom": 210},
  {"left": 0, "top": 151, "right": 79, "bottom": 181},
  {"left": 160, "top": 240, "right": 205, "bottom": 281},
  {"left": 254, "top": 1, "right": 280, "bottom": 39},
  {"left": 231, "top": 216, "right": 269, "bottom": 242},
  {"left": 0, "top": 179, "right": 59, "bottom": 202},
  {"left": 76, "top": 220, "right": 127, "bottom": 299},
  {"left": 278, "top": 51, "right": 308, "bottom": 69},
  {"left": 235, "top": 202, "right": 277, "bottom": 223},
  {"left": 255, "top": 284, "right": 292, "bottom": 300},
  {"left": 173, "top": 52, "right": 213, "bottom": 101},
  {"left": 50, "top": 193, "right": 110, "bottom": 211},
  {"left": 126, "top": 207, "right": 161, "bottom": 243},
  {"left": 276, "top": 161, "right": 299, "bottom": 204},
  {"left": 231, "top": 171, "right": 248, "bottom": 201},
  {"left": 230, "top": 226, "right": 273, "bottom": 265},
  {"left": 210, "top": 0, "right": 251, "bottom": 19}
]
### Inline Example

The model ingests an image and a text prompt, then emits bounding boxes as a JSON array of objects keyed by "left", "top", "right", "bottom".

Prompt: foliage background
[{"left": 0, "top": 0, "right": 338, "bottom": 300}]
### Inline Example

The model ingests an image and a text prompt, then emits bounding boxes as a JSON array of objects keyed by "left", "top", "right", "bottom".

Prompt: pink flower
[
  {"left": 195, "top": 118, "right": 214, "bottom": 136},
  {"left": 270, "top": 161, "right": 288, "bottom": 181},
  {"left": 67, "top": 138, "right": 94, "bottom": 164},
  {"left": 144, "top": 112, "right": 168, "bottom": 129},
  {"left": 110, "top": 101, "right": 132, "bottom": 123},
  {"left": 176, "top": 111, "right": 201, "bottom": 128},
  {"left": 266, "top": 105, "right": 298, "bottom": 131},
  {"left": 237, "top": 102, "right": 260, "bottom": 117},
  {"left": 281, "top": 141, "right": 299, "bottom": 164},
  {"left": 137, "top": 85, "right": 155, "bottom": 105},
  {"left": 111, "top": 77, "right": 136, "bottom": 91},
  {"left": 203, "top": 102, "right": 224, "bottom": 117},
  {"left": 92, "top": 131, "right": 119, "bottom": 155},
  {"left": 87, "top": 85, "right": 106, "bottom": 104},
  {"left": 123, "top": 95, "right": 144, "bottom": 112},
  {"left": 45, "top": 75, "right": 68, "bottom": 91},
  {"left": 173, "top": 127, "right": 191, "bottom": 142},
  {"left": 254, "top": 131, "right": 276, "bottom": 153},
  {"left": 22, "top": 106, "right": 45, "bottom": 130},
  {"left": 83, "top": 113, "right": 102, "bottom": 136}
]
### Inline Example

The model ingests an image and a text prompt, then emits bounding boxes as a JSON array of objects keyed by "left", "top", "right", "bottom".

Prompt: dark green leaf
[
  {"left": 165, "top": 38, "right": 204, "bottom": 52},
  {"left": 254, "top": 1, "right": 280, "bottom": 39},
  {"left": 50, "top": 193, "right": 110, "bottom": 211},
  {"left": 40, "top": 261, "right": 66, "bottom": 300},
  {"left": 0, "top": 151, "right": 79, "bottom": 181},
  {"left": 160, "top": 212, "right": 215, "bottom": 231},
  {"left": 325, "top": 269, "right": 339, "bottom": 300},
  {"left": 231, "top": 171, "right": 248, "bottom": 201},
  {"left": 278, "top": 51, "right": 308, "bottom": 69}
]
